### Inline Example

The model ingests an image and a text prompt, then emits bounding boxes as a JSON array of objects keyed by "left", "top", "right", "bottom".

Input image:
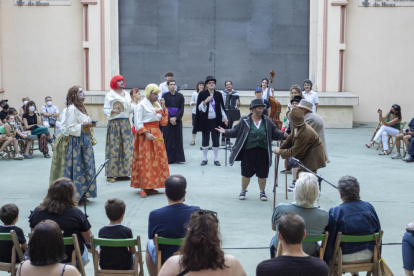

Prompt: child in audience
[
  {"left": 98, "top": 198, "right": 135, "bottom": 270},
  {"left": 0, "top": 115, "right": 24, "bottom": 160},
  {"left": 8, "top": 108, "right": 36, "bottom": 159},
  {"left": 0, "top": 204, "right": 27, "bottom": 263}
]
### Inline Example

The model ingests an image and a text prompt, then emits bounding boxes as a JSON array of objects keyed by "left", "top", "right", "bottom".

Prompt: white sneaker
[
  {"left": 14, "top": 154, "right": 24, "bottom": 160},
  {"left": 391, "top": 152, "right": 402, "bottom": 159}
]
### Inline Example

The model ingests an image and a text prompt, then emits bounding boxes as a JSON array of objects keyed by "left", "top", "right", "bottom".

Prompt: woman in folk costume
[
  {"left": 131, "top": 84, "right": 170, "bottom": 198},
  {"left": 64, "top": 86, "right": 97, "bottom": 203},
  {"left": 103, "top": 75, "right": 134, "bottom": 183}
]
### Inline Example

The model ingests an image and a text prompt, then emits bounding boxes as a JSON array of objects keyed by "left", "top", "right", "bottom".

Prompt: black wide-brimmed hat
[
  {"left": 290, "top": 95, "right": 303, "bottom": 104},
  {"left": 205, "top": 76, "right": 217, "bottom": 85},
  {"left": 249, "top": 98, "right": 267, "bottom": 110}
]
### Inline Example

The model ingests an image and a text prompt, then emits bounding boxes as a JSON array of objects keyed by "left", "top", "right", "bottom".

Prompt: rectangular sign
[
  {"left": 14, "top": 0, "right": 71, "bottom": 6},
  {"left": 360, "top": 0, "right": 414, "bottom": 7}
]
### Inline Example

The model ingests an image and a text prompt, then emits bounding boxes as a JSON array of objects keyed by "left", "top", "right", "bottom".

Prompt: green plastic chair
[
  {"left": 329, "top": 230, "right": 383, "bottom": 276},
  {"left": 154, "top": 234, "right": 184, "bottom": 275},
  {"left": 276, "top": 231, "right": 329, "bottom": 259},
  {"left": 90, "top": 235, "right": 144, "bottom": 276},
  {"left": 62, "top": 235, "right": 89, "bottom": 276},
  {"left": 0, "top": 231, "right": 24, "bottom": 276}
]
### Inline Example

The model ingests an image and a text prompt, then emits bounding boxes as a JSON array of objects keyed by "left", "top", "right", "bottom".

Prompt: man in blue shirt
[{"left": 146, "top": 175, "right": 200, "bottom": 276}]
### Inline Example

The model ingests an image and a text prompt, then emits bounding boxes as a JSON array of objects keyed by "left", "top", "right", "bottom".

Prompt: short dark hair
[
  {"left": 338, "top": 175, "right": 360, "bottom": 202},
  {"left": 224, "top": 80, "right": 232, "bottom": 86},
  {"left": 130, "top": 88, "right": 140, "bottom": 98},
  {"left": 0, "top": 204, "right": 19, "bottom": 225},
  {"left": 7, "top": 108, "right": 17, "bottom": 115},
  {"left": 167, "top": 79, "right": 176, "bottom": 86},
  {"left": 45, "top": 96, "right": 52, "bottom": 101},
  {"left": 105, "top": 198, "right": 126, "bottom": 221},
  {"left": 278, "top": 212, "right": 305, "bottom": 245},
  {"left": 165, "top": 71, "right": 174, "bottom": 77},
  {"left": 29, "top": 220, "right": 67, "bottom": 266},
  {"left": 165, "top": 175, "right": 187, "bottom": 201},
  {"left": 303, "top": 79, "right": 313, "bottom": 89}
]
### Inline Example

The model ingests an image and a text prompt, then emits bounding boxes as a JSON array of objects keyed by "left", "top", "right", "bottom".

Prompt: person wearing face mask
[
  {"left": 41, "top": 96, "right": 61, "bottom": 137},
  {"left": 62, "top": 86, "right": 97, "bottom": 203},
  {"left": 0, "top": 99, "right": 10, "bottom": 123},
  {"left": 19, "top": 97, "right": 30, "bottom": 118},
  {"left": 366, "top": 104, "right": 402, "bottom": 155},
  {"left": 102, "top": 75, "right": 134, "bottom": 183},
  {"left": 0, "top": 115, "right": 24, "bottom": 160},
  {"left": 23, "top": 101, "right": 55, "bottom": 158}
]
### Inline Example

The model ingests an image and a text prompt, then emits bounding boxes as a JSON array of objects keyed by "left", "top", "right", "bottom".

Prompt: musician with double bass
[{"left": 216, "top": 99, "right": 287, "bottom": 201}]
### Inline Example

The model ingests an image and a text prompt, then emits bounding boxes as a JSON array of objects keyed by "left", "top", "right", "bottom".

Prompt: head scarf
[
  {"left": 110, "top": 75, "right": 125, "bottom": 90},
  {"left": 145, "top": 84, "right": 161, "bottom": 109}
]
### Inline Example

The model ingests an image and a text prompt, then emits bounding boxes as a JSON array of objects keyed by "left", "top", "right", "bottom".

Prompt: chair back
[
  {"left": 154, "top": 234, "right": 184, "bottom": 275},
  {"left": 0, "top": 231, "right": 25, "bottom": 276},
  {"left": 276, "top": 232, "right": 329, "bottom": 259},
  {"left": 63, "top": 234, "right": 88, "bottom": 276},
  {"left": 90, "top": 235, "right": 144, "bottom": 276}
]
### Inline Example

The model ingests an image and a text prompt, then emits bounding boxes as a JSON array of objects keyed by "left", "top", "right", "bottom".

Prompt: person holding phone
[{"left": 62, "top": 86, "right": 97, "bottom": 204}]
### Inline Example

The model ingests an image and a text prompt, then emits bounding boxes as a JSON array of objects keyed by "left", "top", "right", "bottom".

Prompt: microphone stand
[
  {"left": 78, "top": 159, "right": 109, "bottom": 218},
  {"left": 291, "top": 157, "right": 337, "bottom": 208}
]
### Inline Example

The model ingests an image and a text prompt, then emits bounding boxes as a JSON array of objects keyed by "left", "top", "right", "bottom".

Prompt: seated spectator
[
  {"left": 0, "top": 115, "right": 24, "bottom": 160},
  {"left": 159, "top": 209, "right": 246, "bottom": 276},
  {"left": 366, "top": 104, "right": 402, "bottom": 155},
  {"left": 403, "top": 136, "right": 414, "bottom": 162},
  {"left": 258, "top": 212, "right": 329, "bottom": 276},
  {"left": 29, "top": 177, "right": 92, "bottom": 265},
  {"left": 393, "top": 117, "right": 414, "bottom": 160},
  {"left": 41, "top": 96, "right": 61, "bottom": 137},
  {"left": 19, "top": 97, "right": 30, "bottom": 118},
  {"left": 98, "top": 198, "right": 135, "bottom": 270},
  {"left": 254, "top": 87, "right": 271, "bottom": 116},
  {"left": 8, "top": 108, "right": 37, "bottom": 159},
  {"left": 23, "top": 100, "right": 54, "bottom": 158},
  {"left": 324, "top": 176, "right": 381, "bottom": 265},
  {"left": 17, "top": 220, "right": 79, "bottom": 276},
  {"left": 402, "top": 224, "right": 414, "bottom": 276},
  {"left": 271, "top": 173, "right": 328, "bottom": 257},
  {"left": 0, "top": 99, "right": 9, "bottom": 123},
  {"left": 146, "top": 175, "right": 200, "bottom": 276},
  {"left": 0, "top": 204, "right": 27, "bottom": 263}
]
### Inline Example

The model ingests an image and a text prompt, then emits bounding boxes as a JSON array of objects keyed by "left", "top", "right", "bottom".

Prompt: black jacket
[
  {"left": 194, "top": 90, "right": 226, "bottom": 132},
  {"left": 225, "top": 113, "right": 284, "bottom": 166}
]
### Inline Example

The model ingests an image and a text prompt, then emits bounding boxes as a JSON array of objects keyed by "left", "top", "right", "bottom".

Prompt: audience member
[
  {"left": 17, "top": 220, "right": 79, "bottom": 276},
  {"left": 403, "top": 136, "right": 414, "bottom": 162},
  {"left": 190, "top": 81, "right": 204, "bottom": 146},
  {"left": 130, "top": 88, "right": 141, "bottom": 134},
  {"left": 7, "top": 108, "right": 36, "bottom": 159},
  {"left": 146, "top": 175, "right": 200, "bottom": 276},
  {"left": 270, "top": 173, "right": 328, "bottom": 257},
  {"left": 19, "top": 97, "right": 30, "bottom": 118},
  {"left": 324, "top": 176, "right": 381, "bottom": 264},
  {"left": 258, "top": 212, "right": 328, "bottom": 276},
  {"left": 302, "top": 79, "right": 319, "bottom": 113},
  {"left": 98, "top": 198, "right": 135, "bottom": 270},
  {"left": 159, "top": 71, "right": 174, "bottom": 100},
  {"left": 254, "top": 87, "right": 271, "bottom": 116},
  {"left": 0, "top": 115, "right": 24, "bottom": 160},
  {"left": 23, "top": 100, "right": 55, "bottom": 158},
  {"left": 393, "top": 117, "right": 414, "bottom": 160},
  {"left": 0, "top": 99, "right": 9, "bottom": 123},
  {"left": 402, "top": 224, "right": 414, "bottom": 276},
  {"left": 0, "top": 204, "right": 27, "bottom": 263},
  {"left": 159, "top": 209, "right": 246, "bottom": 276},
  {"left": 41, "top": 96, "right": 61, "bottom": 137},
  {"left": 366, "top": 104, "right": 402, "bottom": 155},
  {"left": 29, "top": 177, "right": 92, "bottom": 264}
]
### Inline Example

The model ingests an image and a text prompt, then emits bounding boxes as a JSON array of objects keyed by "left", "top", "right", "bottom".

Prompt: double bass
[{"left": 268, "top": 70, "right": 283, "bottom": 130}]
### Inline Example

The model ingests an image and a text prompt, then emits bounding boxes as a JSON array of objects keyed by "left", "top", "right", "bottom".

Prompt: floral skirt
[
  {"left": 64, "top": 128, "right": 97, "bottom": 199},
  {"left": 105, "top": 119, "right": 134, "bottom": 178},
  {"left": 49, "top": 134, "right": 68, "bottom": 186}
]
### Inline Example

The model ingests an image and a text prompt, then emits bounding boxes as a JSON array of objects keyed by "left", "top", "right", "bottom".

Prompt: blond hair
[
  {"left": 145, "top": 84, "right": 161, "bottom": 108},
  {"left": 294, "top": 173, "right": 319, "bottom": 206}
]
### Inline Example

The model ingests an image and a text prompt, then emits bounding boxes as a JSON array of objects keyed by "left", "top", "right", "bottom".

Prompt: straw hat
[
  {"left": 297, "top": 100, "right": 313, "bottom": 113},
  {"left": 287, "top": 108, "right": 305, "bottom": 127}
]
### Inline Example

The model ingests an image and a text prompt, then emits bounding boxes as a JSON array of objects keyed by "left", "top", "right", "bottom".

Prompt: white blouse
[
  {"left": 134, "top": 97, "right": 164, "bottom": 131},
  {"left": 102, "top": 89, "right": 132, "bottom": 120},
  {"left": 63, "top": 105, "right": 91, "bottom": 137}
]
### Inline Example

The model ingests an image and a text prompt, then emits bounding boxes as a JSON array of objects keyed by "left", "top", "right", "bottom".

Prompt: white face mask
[
  {"left": 29, "top": 106, "right": 35, "bottom": 112},
  {"left": 23, "top": 101, "right": 28, "bottom": 105},
  {"left": 47, "top": 101, "right": 53, "bottom": 106}
]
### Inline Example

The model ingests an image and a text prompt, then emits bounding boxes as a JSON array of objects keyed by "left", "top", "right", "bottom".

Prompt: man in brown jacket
[{"left": 273, "top": 108, "right": 326, "bottom": 191}]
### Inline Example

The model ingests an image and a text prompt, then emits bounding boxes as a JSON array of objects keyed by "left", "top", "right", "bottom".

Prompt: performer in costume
[
  {"left": 63, "top": 86, "right": 97, "bottom": 202},
  {"left": 131, "top": 84, "right": 170, "bottom": 198},
  {"left": 162, "top": 79, "right": 185, "bottom": 164},
  {"left": 273, "top": 108, "right": 326, "bottom": 191},
  {"left": 216, "top": 99, "right": 286, "bottom": 201},
  {"left": 130, "top": 88, "right": 141, "bottom": 135},
  {"left": 194, "top": 76, "right": 228, "bottom": 166},
  {"left": 103, "top": 75, "right": 134, "bottom": 182}
]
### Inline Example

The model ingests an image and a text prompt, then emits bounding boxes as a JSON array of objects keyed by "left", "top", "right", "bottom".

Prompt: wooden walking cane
[
  {"left": 285, "top": 159, "right": 288, "bottom": 199},
  {"left": 273, "top": 136, "right": 284, "bottom": 210}
]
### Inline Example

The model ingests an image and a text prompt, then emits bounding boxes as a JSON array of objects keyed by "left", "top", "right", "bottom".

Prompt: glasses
[{"left": 193, "top": 209, "right": 217, "bottom": 217}]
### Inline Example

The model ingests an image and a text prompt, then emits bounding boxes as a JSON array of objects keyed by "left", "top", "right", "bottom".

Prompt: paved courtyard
[{"left": 0, "top": 126, "right": 411, "bottom": 276}]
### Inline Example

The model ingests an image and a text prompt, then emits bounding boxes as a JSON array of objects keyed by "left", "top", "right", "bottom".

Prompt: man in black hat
[
  {"left": 216, "top": 98, "right": 287, "bottom": 201},
  {"left": 194, "top": 76, "right": 228, "bottom": 166},
  {"left": 0, "top": 99, "right": 10, "bottom": 123}
]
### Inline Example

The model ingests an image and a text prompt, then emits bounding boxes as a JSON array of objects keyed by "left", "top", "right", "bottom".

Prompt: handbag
[
  {"left": 48, "top": 116, "right": 57, "bottom": 127},
  {"left": 374, "top": 234, "right": 394, "bottom": 276}
]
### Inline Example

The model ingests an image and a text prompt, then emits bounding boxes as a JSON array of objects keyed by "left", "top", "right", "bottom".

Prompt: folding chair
[
  {"left": 90, "top": 235, "right": 144, "bottom": 276},
  {"left": 0, "top": 230, "right": 25, "bottom": 276},
  {"left": 329, "top": 231, "right": 383, "bottom": 276},
  {"left": 375, "top": 122, "right": 406, "bottom": 154},
  {"left": 0, "top": 142, "right": 12, "bottom": 160},
  {"left": 276, "top": 231, "right": 329, "bottom": 260},
  {"left": 154, "top": 234, "right": 184, "bottom": 275},
  {"left": 63, "top": 234, "right": 90, "bottom": 276}
]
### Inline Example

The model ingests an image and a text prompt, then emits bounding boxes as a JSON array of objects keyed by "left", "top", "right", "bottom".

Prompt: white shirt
[
  {"left": 198, "top": 97, "right": 227, "bottom": 121},
  {"left": 302, "top": 90, "right": 319, "bottom": 113},
  {"left": 190, "top": 92, "right": 199, "bottom": 114},
  {"left": 63, "top": 105, "right": 91, "bottom": 137},
  {"left": 158, "top": 82, "right": 169, "bottom": 100},
  {"left": 103, "top": 89, "right": 132, "bottom": 120},
  {"left": 262, "top": 87, "right": 273, "bottom": 101},
  {"left": 41, "top": 105, "right": 60, "bottom": 121},
  {"left": 134, "top": 97, "right": 164, "bottom": 131},
  {"left": 253, "top": 119, "right": 262, "bottom": 129}
]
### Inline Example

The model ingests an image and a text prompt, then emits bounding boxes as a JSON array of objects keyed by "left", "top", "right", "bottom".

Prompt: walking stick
[
  {"left": 285, "top": 159, "right": 288, "bottom": 199},
  {"left": 273, "top": 136, "right": 284, "bottom": 210}
]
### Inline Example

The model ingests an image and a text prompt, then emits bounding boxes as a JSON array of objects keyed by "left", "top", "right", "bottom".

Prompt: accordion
[{"left": 227, "top": 94, "right": 239, "bottom": 110}]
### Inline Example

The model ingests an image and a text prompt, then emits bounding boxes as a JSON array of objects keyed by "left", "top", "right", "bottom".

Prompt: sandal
[
  {"left": 379, "top": 150, "right": 389, "bottom": 155},
  {"left": 365, "top": 142, "right": 373, "bottom": 148},
  {"left": 190, "top": 141, "right": 195, "bottom": 146},
  {"left": 43, "top": 153, "right": 50, "bottom": 158}
]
